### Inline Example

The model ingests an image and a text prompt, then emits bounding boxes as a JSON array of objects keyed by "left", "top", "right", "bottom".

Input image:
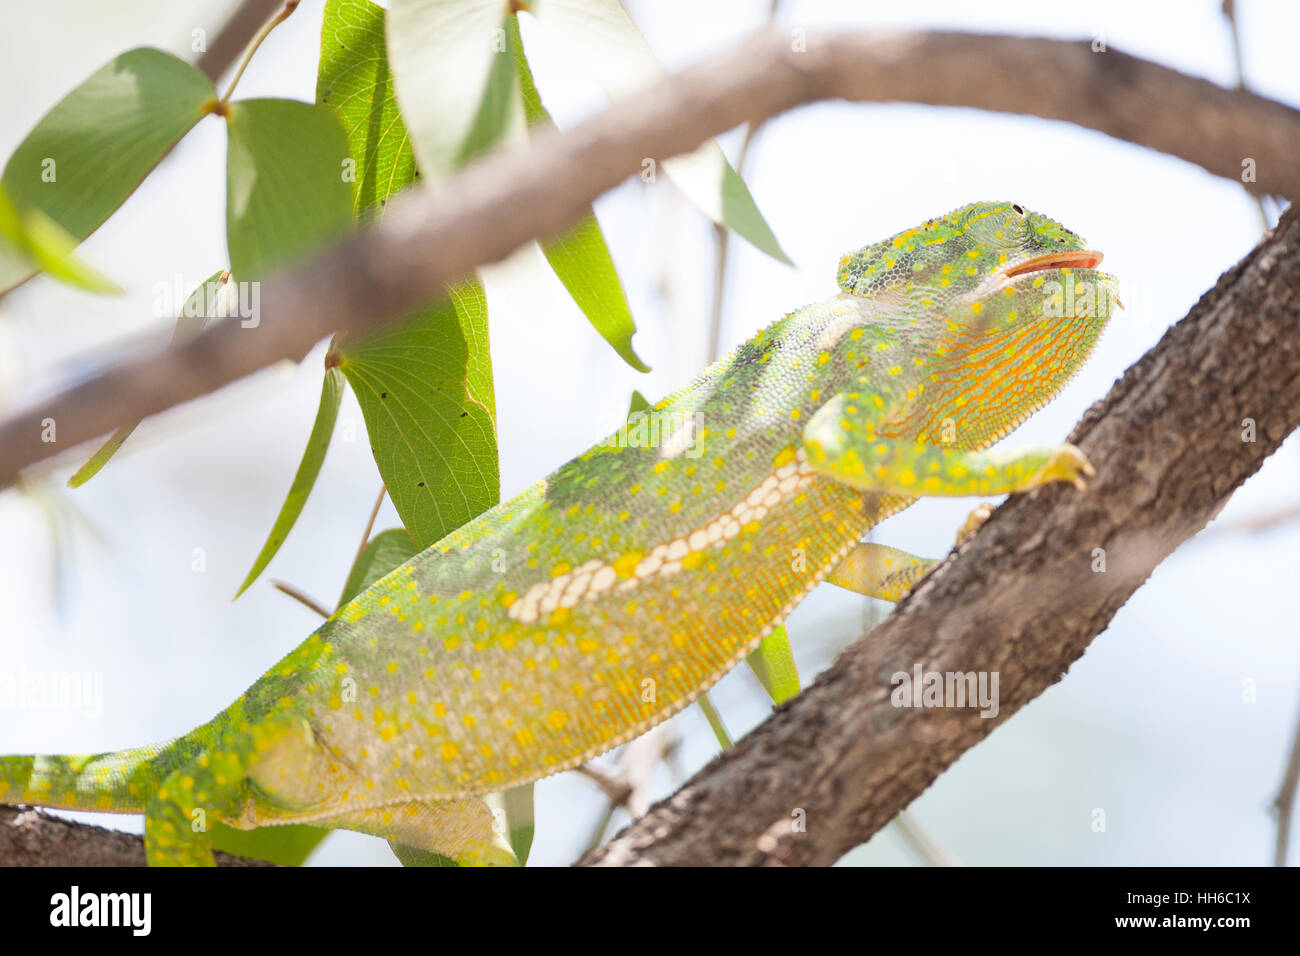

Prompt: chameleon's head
[
  {"left": 837, "top": 200, "right": 1112, "bottom": 302},
  {"left": 838, "top": 201, "right": 1120, "bottom": 445}
]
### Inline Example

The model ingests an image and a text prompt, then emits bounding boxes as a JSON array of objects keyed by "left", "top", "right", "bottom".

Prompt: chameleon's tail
[{"left": 0, "top": 740, "right": 180, "bottom": 814}]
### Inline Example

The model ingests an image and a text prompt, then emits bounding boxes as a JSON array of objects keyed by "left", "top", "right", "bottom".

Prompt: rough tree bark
[
  {"left": 0, "top": 806, "right": 269, "bottom": 867},
  {"left": 582, "top": 205, "right": 1300, "bottom": 866}
]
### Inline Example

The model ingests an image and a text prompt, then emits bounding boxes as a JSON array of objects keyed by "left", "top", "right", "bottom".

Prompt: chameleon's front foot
[
  {"left": 1016, "top": 442, "right": 1095, "bottom": 493},
  {"left": 957, "top": 503, "right": 995, "bottom": 545}
]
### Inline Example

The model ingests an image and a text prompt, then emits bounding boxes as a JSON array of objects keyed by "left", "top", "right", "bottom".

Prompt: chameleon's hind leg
[
  {"left": 803, "top": 393, "right": 1093, "bottom": 496},
  {"left": 144, "top": 749, "right": 246, "bottom": 866},
  {"left": 825, "top": 543, "right": 934, "bottom": 602},
  {"left": 145, "top": 713, "right": 332, "bottom": 866},
  {"left": 322, "top": 797, "right": 517, "bottom": 867},
  {"left": 826, "top": 502, "right": 995, "bottom": 602}
]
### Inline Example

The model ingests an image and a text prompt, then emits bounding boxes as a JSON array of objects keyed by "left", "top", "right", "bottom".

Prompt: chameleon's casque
[{"left": 1, "top": 201, "right": 1119, "bottom": 865}]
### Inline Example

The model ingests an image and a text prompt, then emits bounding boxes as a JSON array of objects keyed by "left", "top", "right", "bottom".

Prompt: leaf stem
[
  {"left": 271, "top": 579, "right": 330, "bottom": 618},
  {"left": 353, "top": 484, "right": 387, "bottom": 568},
  {"left": 696, "top": 692, "right": 733, "bottom": 750},
  {"left": 219, "top": 0, "right": 301, "bottom": 105}
]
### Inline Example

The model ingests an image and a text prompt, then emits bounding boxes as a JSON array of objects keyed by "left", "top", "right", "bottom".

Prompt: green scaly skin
[{"left": 1, "top": 201, "right": 1119, "bottom": 865}]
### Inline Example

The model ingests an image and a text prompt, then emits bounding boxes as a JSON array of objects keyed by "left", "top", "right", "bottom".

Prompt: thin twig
[
  {"left": 1202, "top": 501, "right": 1300, "bottom": 536},
  {"left": 194, "top": 0, "right": 284, "bottom": 84},
  {"left": 695, "top": 694, "right": 733, "bottom": 750},
  {"left": 1274, "top": 690, "right": 1300, "bottom": 866},
  {"left": 353, "top": 484, "right": 387, "bottom": 567},
  {"left": 1220, "top": 0, "right": 1271, "bottom": 231},
  {"left": 708, "top": 0, "right": 783, "bottom": 364},
  {"left": 271, "top": 580, "right": 330, "bottom": 618},
  {"left": 893, "top": 810, "right": 962, "bottom": 867},
  {"left": 574, "top": 764, "right": 633, "bottom": 804},
  {"left": 219, "top": 0, "right": 301, "bottom": 105}
]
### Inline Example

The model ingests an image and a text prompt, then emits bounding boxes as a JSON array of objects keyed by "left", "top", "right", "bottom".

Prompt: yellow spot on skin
[
  {"left": 547, "top": 710, "right": 567, "bottom": 730},
  {"left": 387, "top": 661, "right": 398, "bottom": 674},
  {"left": 817, "top": 352, "right": 831, "bottom": 366},
  {"left": 440, "top": 742, "right": 459, "bottom": 761},
  {"left": 551, "top": 561, "right": 571, "bottom": 578},
  {"left": 612, "top": 552, "right": 642, "bottom": 578}
]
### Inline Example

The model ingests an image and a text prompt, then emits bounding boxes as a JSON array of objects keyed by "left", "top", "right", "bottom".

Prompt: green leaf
[
  {"left": 0, "top": 185, "right": 120, "bottom": 295},
  {"left": 234, "top": 368, "right": 346, "bottom": 597},
  {"left": 337, "top": 527, "right": 419, "bottom": 609},
  {"left": 0, "top": 48, "right": 216, "bottom": 292},
  {"left": 316, "top": 0, "right": 418, "bottom": 220},
  {"left": 508, "top": 15, "right": 648, "bottom": 372},
  {"left": 490, "top": 784, "right": 535, "bottom": 865},
  {"left": 389, "top": 843, "right": 459, "bottom": 867},
  {"left": 530, "top": 0, "right": 790, "bottom": 264},
  {"left": 224, "top": 98, "right": 355, "bottom": 279},
  {"left": 338, "top": 280, "right": 499, "bottom": 549},
  {"left": 386, "top": 0, "right": 523, "bottom": 180},
  {"left": 746, "top": 625, "right": 801, "bottom": 704},
  {"left": 210, "top": 822, "right": 327, "bottom": 866},
  {"left": 67, "top": 270, "right": 228, "bottom": 487},
  {"left": 319, "top": 1, "right": 500, "bottom": 551},
  {"left": 626, "top": 389, "right": 650, "bottom": 419},
  {"left": 539, "top": 212, "right": 650, "bottom": 372}
]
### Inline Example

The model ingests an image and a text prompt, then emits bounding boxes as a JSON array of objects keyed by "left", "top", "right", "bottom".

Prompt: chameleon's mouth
[{"left": 1001, "top": 250, "right": 1104, "bottom": 278}]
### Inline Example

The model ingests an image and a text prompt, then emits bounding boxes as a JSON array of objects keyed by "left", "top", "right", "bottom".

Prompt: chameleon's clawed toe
[{"left": 957, "top": 502, "right": 995, "bottom": 545}]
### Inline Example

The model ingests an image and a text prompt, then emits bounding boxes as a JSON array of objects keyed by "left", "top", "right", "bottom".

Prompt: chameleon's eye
[{"left": 1011, "top": 204, "right": 1025, "bottom": 215}]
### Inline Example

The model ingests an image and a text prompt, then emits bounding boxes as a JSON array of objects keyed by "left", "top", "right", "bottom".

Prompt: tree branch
[
  {"left": 0, "top": 806, "right": 271, "bottom": 866},
  {"left": 581, "top": 204, "right": 1300, "bottom": 866},
  {"left": 2, "top": 30, "right": 1298, "bottom": 486}
]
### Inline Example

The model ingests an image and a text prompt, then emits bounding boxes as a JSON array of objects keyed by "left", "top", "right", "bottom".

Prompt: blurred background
[{"left": 1, "top": 0, "right": 1297, "bottom": 865}]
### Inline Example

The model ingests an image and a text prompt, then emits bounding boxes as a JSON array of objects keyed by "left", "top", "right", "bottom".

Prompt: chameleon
[{"left": 1, "top": 200, "right": 1118, "bottom": 866}]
